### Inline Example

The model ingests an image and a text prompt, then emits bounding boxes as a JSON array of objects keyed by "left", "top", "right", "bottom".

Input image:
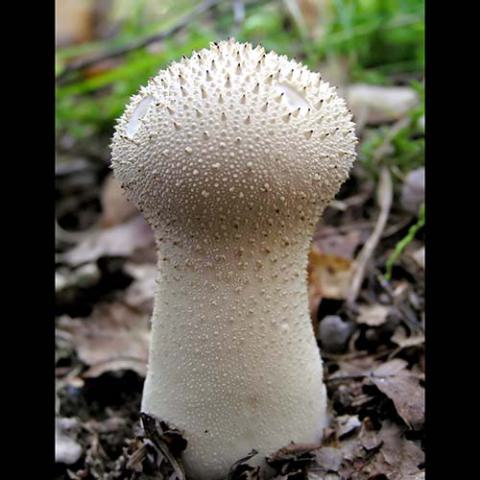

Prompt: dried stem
[
  {"left": 57, "top": 0, "right": 269, "bottom": 84},
  {"left": 346, "top": 166, "right": 393, "bottom": 306}
]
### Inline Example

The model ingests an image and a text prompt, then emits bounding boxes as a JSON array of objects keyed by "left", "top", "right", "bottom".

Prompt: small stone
[{"left": 318, "top": 315, "right": 354, "bottom": 353}]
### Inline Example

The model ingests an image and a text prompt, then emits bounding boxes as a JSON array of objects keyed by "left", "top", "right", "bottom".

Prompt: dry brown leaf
[
  {"left": 363, "top": 421, "right": 424, "bottom": 479},
  {"left": 308, "top": 229, "right": 361, "bottom": 319},
  {"left": 336, "top": 415, "right": 362, "bottom": 439},
  {"left": 330, "top": 355, "right": 381, "bottom": 379},
  {"left": 313, "top": 229, "right": 362, "bottom": 260},
  {"left": 55, "top": 417, "right": 83, "bottom": 465},
  {"left": 313, "top": 447, "right": 343, "bottom": 473},
  {"left": 372, "top": 360, "right": 425, "bottom": 429},
  {"left": 100, "top": 173, "right": 138, "bottom": 227},
  {"left": 308, "top": 247, "right": 355, "bottom": 309},
  {"left": 357, "top": 304, "right": 390, "bottom": 326},
  {"left": 373, "top": 358, "right": 408, "bottom": 377},
  {"left": 391, "top": 327, "right": 425, "bottom": 350},
  {"left": 55, "top": 0, "right": 94, "bottom": 46},
  {"left": 59, "top": 301, "right": 150, "bottom": 377},
  {"left": 64, "top": 216, "right": 154, "bottom": 266},
  {"left": 338, "top": 420, "right": 424, "bottom": 480},
  {"left": 123, "top": 262, "right": 157, "bottom": 314},
  {"left": 299, "top": 0, "right": 330, "bottom": 36}
]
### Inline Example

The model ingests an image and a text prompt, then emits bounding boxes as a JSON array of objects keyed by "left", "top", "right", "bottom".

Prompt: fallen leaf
[
  {"left": 313, "top": 229, "right": 363, "bottom": 261},
  {"left": 373, "top": 358, "right": 408, "bottom": 377},
  {"left": 338, "top": 419, "right": 424, "bottom": 480},
  {"left": 59, "top": 301, "right": 150, "bottom": 377},
  {"left": 330, "top": 355, "right": 381, "bottom": 379},
  {"left": 336, "top": 415, "right": 362, "bottom": 439},
  {"left": 346, "top": 84, "right": 419, "bottom": 127},
  {"left": 363, "top": 421, "right": 424, "bottom": 479},
  {"left": 371, "top": 360, "right": 425, "bottom": 429},
  {"left": 56, "top": 263, "right": 101, "bottom": 294},
  {"left": 55, "top": 417, "right": 82, "bottom": 465},
  {"left": 313, "top": 447, "right": 343, "bottom": 473},
  {"left": 357, "top": 304, "right": 390, "bottom": 326},
  {"left": 268, "top": 443, "right": 320, "bottom": 478},
  {"left": 100, "top": 173, "right": 138, "bottom": 227},
  {"left": 64, "top": 216, "right": 154, "bottom": 266},
  {"left": 298, "top": 0, "right": 330, "bottom": 38},
  {"left": 336, "top": 433, "right": 366, "bottom": 479},
  {"left": 55, "top": 0, "right": 94, "bottom": 46},
  {"left": 308, "top": 230, "right": 361, "bottom": 320},
  {"left": 308, "top": 247, "right": 355, "bottom": 305},
  {"left": 391, "top": 327, "right": 425, "bottom": 350},
  {"left": 123, "top": 262, "right": 157, "bottom": 314}
]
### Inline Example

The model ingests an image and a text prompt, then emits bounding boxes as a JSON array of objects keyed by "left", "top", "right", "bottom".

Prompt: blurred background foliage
[{"left": 56, "top": 0, "right": 424, "bottom": 177}]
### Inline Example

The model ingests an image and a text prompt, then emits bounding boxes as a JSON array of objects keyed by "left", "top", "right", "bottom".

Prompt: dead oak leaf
[
  {"left": 64, "top": 216, "right": 154, "bottom": 266},
  {"left": 308, "top": 247, "right": 355, "bottom": 312},
  {"left": 371, "top": 360, "right": 425, "bottom": 429},
  {"left": 100, "top": 173, "right": 138, "bottom": 227},
  {"left": 363, "top": 421, "right": 424, "bottom": 480},
  {"left": 338, "top": 420, "right": 423, "bottom": 480},
  {"left": 55, "top": 417, "right": 82, "bottom": 465},
  {"left": 59, "top": 301, "right": 150, "bottom": 377}
]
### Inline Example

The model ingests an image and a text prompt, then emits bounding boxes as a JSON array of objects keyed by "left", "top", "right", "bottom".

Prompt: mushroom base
[{"left": 141, "top": 241, "right": 328, "bottom": 480}]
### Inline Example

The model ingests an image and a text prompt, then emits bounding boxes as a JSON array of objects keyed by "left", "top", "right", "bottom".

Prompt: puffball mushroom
[{"left": 111, "top": 39, "right": 357, "bottom": 479}]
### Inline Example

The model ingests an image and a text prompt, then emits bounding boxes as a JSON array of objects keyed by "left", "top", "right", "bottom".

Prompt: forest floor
[
  {"left": 55, "top": 2, "right": 424, "bottom": 478},
  {"left": 55, "top": 85, "right": 425, "bottom": 479}
]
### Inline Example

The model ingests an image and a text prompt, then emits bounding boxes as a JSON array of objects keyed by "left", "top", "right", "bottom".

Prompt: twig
[
  {"left": 282, "top": 0, "right": 308, "bottom": 39},
  {"left": 373, "top": 117, "right": 410, "bottom": 163},
  {"left": 322, "top": 348, "right": 394, "bottom": 362},
  {"left": 57, "top": 0, "right": 225, "bottom": 84},
  {"left": 346, "top": 167, "right": 393, "bottom": 306},
  {"left": 325, "top": 373, "right": 369, "bottom": 383},
  {"left": 57, "top": 0, "right": 271, "bottom": 84},
  {"left": 376, "top": 272, "right": 423, "bottom": 333}
]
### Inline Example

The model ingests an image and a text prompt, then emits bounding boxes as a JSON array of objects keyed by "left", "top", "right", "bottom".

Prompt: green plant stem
[{"left": 384, "top": 203, "right": 424, "bottom": 280}]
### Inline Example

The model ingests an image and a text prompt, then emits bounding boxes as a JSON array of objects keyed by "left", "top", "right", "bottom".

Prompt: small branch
[
  {"left": 57, "top": 0, "right": 271, "bottom": 84},
  {"left": 373, "top": 117, "right": 410, "bottom": 162},
  {"left": 57, "top": 0, "right": 225, "bottom": 84},
  {"left": 346, "top": 167, "right": 393, "bottom": 306},
  {"left": 325, "top": 373, "right": 368, "bottom": 383},
  {"left": 376, "top": 272, "right": 423, "bottom": 333}
]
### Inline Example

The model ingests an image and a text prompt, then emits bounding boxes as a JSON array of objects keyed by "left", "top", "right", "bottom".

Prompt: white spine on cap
[{"left": 111, "top": 39, "right": 357, "bottom": 480}]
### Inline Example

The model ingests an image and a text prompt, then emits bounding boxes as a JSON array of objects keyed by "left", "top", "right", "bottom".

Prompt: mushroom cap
[{"left": 111, "top": 39, "right": 357, "bottom": 234}]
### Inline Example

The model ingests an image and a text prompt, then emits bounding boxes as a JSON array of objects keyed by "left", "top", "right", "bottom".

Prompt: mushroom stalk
[
  {"left": 111, "top": 39, "right": 357, "bottom": 480},
  {"left": 144, "top": 224, "right": 326, "bottom": 478}
]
